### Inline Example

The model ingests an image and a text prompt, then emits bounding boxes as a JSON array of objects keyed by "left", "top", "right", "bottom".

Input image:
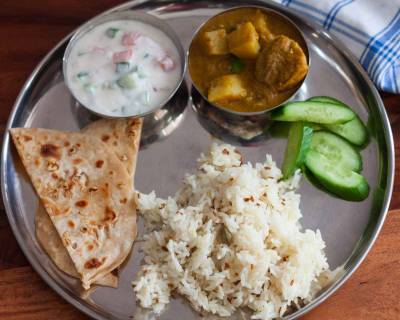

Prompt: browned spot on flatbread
[
  {"left": 43, "top": 200, "right": 61, "bottom": 216},
  {"left": 98, "top": 184, "right": 109, "bottom": 198},
  {"left": 68, "top": 146, "right": 77, "bottom": 155},
  {"left": 96, "top": 160, "right": 104, "bottom": 168},
  {"left": 101, "top": 134, "right": 110, "bottom": 142},
  {"left": 40, "top": 144, "right": 60, "bottom": 159},
  {"left": 120, "top": 198, "right": 127, "bottom": 204},
  {"left": 64, "top": 141, "right": 70, "bottom": 147},
  {"left": 73, "top": 158, "right": 83, "bottom": 164},
  {"left": 87, "top": 244, "right": 94, "bottom": 251},
  {"left": 46, "top": 160, "right": 59, "bottom": 172},
  {"left": 75, "top": 200, "right": 88, "bottom": 208},
  {"left": 34, "top": 158, "right": 40, "bottom": 167},
  {"left": 103, "top": 206, "right": 117, "bottom": 223},
  {"left": 62, "top": 231, "right": 71, "bottom": 246},
  {"left": 23, "top": 135, "right": 32, "bottom": 141},
  {"left": 127, "top": 119, "right": 140, "bottom": 138},
  {"left": 84, "top": 258, "right": 103, "bottom": 269},
  {"left": 68, "top": 220, "right": 75, "bottom": 228}
]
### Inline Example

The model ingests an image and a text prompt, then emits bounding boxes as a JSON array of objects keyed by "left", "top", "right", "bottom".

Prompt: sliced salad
[{"left": 273, "top": 96, "right": 369, "bottom": 201}]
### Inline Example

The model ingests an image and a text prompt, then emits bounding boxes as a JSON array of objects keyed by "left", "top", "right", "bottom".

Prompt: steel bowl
[
  {"left": 188, "top": 6, "right": 310, "bottom": 141},
  {"left": 63, "top": 10, "right": 187, "bottom": 119}
]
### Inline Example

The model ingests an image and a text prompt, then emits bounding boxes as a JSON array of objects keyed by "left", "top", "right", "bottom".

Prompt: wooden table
[{"left": 0, "top": 1, "right": 398, "bottom": 319}]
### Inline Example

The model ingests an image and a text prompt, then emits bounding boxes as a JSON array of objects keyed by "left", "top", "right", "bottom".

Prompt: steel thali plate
[{"left": 1, "top": 0, "right": 394, "bottom": 319}]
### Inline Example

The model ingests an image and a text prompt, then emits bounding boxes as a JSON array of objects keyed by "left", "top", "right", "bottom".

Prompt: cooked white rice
[{"left": 133, "top": 143, "right": 329, "bottom": 319}]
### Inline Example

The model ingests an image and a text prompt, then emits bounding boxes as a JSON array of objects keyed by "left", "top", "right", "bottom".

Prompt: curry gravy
[{"left": 189, "top": 8, "right": 308, "bottom": 113}]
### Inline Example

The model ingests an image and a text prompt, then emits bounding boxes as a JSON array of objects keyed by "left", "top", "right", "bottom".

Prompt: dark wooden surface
[{"left": 0, "top": 1, "right": 398, "bottom": 319}]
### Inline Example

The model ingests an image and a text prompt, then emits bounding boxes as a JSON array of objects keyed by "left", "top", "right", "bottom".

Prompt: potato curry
[{"left": 189, "top": 8, "right": 309, "bottom": 113}]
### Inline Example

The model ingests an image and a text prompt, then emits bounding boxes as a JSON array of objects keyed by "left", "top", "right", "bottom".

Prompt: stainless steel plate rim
[{"left": 1, "top": 0, "right": 395, "bottom": 319}]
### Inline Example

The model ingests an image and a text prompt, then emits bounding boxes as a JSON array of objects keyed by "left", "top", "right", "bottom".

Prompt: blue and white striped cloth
[{"left": 272, "top": 0, "right": 400, "bottom": 93}]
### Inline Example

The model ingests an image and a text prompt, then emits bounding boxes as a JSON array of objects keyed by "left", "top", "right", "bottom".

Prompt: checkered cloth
[{"left": 272, "top": 0, "right": 400, "bottom": 93}]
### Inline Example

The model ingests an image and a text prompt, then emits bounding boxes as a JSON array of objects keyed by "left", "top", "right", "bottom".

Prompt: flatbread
[
  {"left": 82, "top": 118, "right": 143, "bottom": 178},
  {"left": 35, "top": 206, "right": 119, "bottom": 287},
  {"left": 11, "top": 127, "right": 137, "bottom": 289},
  {"left": 34, "top": 118, "right": 142, "bottom": 287}
]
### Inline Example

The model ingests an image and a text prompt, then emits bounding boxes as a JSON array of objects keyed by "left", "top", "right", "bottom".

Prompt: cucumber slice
[
  {"left": 117, "top": 74, "right": 136, "bottom": 89},
  {"left": 76, "top": 71, "right": 89, "bottom": 80},
  {"left": 302, "top": 165, "right": 333, "bottom": 194},
  {"left": 83, "top": 83, "right": 97, "bottom": 93},
  {"left": 311, "top": 123, "right": 323, "bottom": 131},
  {"left": 324, "top": 119, "right": 368, "bottom": 147},
  {"left": 305, "top": 150, "right": 369, "bottom": 201},
  {"left": 271, "top": 101, "right": 355, "bottom": 124},
  {"left": 308, "top": 96, "right": 368, "bottom": 146},
  {"left": 281, "top": 122, "right": 313, "bottom": 179},
  {"left": 105, "top": 27, "right": 120, "bottom": 38},
  {"left": 116, "top": 61, "right": 131, "bottom": 74},
  {"left": 308, "top": 96, "right": 343, "bottom": 105},
  {"left": 310, "top": 131, "right": 362, "bottom": 172}
]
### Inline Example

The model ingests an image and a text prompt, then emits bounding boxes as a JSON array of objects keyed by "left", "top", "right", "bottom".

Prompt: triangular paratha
[
  {"left": 82, "top": 118, "right": 142, "bottom": 178},
  {"left": 34, "top": 118, "right": 142, "bottom": 287},
  {"left": 11, "top": 126, "right": 139, "bottom": 289}
]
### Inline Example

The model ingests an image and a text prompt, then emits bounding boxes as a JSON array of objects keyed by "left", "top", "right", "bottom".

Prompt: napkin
[{"left": 272, "top": 0, "right": 400, "bottom": 94}]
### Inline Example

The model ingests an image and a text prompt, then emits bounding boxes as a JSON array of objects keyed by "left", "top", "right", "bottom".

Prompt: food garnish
[
  {"left": 281, "top": 122, "right": 313, "bottom": 179},
  {"left": 271, "top": 101, "right": 355, "bottom": 124},
  {"left": 308, "top": 96, "right": 368, "bottom": 146},
  {"left": 305, "top": 150, "right": 369, "bottom": 201},
  {"left": 277, "top": 96, "right": 369, "bottom": 201}
]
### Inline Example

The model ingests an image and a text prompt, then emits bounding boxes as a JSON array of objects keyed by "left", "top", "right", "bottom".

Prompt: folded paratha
[
  {"left": 34, "top": 118, "right": 142, "bottom": 287},
  {"left": 82, "top": 118, "right": 143, "bottom": 178},
  {"left": 11, "top": 126, "right": 140, "bottom": 289},
  {"left": 36, "top": 206, "right": 119, "bottom": 287}
]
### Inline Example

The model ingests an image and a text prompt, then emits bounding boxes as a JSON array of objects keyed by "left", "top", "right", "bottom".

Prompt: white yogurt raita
[{"left": 66, "top": 20, "right": 182, "bottom": 117}]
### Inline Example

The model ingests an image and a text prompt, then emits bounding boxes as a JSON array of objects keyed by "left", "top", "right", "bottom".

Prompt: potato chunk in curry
[
  {"left": 208, "top": 74, "right": 247, "bottom": 104},
  {"left": 255, "top": 35, "right": 308, "bottom": 91},
  {"left": 228, "top": 22, "right": 260, "bottom": 59},
  {"left": 202, "top": 29, "right": 229, "bottom": 55},
  {"left": 252, "top": 10, "right": 273, "bottom": 44}
]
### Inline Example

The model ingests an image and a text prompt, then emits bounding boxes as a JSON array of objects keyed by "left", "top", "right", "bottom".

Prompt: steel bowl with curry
[{"left": 189, "top": 7, "right": 309, "bottom": 114}]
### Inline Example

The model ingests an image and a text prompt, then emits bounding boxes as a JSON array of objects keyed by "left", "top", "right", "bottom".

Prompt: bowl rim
[
  {"left": 62, "top": 10, "right": 187, "bottom": 119},
  {"left": 187, "top": 5, "right": 310, "bottom": 116}
]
